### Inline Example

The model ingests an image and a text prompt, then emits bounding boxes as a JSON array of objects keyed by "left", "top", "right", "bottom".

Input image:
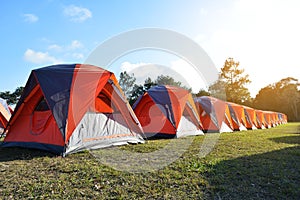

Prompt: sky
[{"left": 1, "top": 0, "right": 300, "bottom": 97}]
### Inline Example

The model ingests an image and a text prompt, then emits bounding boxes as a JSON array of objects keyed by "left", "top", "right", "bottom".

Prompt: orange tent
[
  {"left": 133, "top": 85, "right": 203, "bottom": 138},
  {"left": 280, "top": 113, "right": 288, "bottom": 124},
  {"left": 2, "top": 64, "right": 144, "bottom": 155},
  {"left": 274, "top": 112, "right": 280, "bottom": 125},
  {"left": 243, "top": 106, "right": 258, "bottom": 129},
  {"left": 270, "top": 112, "right": 278, "bottom": 127},
  {"left": 194, "top": 96, "right": 234, "bottom": 133},
  {"left": 255, "top": 110, "right": 267, "bottom": 129},
  {"left": 264, "top": 111, "right": 279, "bottom": 127},
  {"left": 226, "top": 102, "right": 248, "bottom": 131},
  {"left": 263, "top": 111, "right": 273, "bottom": 128}
]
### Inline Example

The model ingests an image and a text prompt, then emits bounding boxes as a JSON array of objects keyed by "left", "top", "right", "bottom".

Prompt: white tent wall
[
  {"left": 176, "top": 108, "right": 203, "bottom": 138},
  {"left": 0, "top": 98, "right": 11, "bottom": 123},
  {"left": 251, "top": 125, "right": 257, "bottom": 130},
  {"left": 219, "top": 121, "right": 233, "bottom": 133},
  {"left": 176, "top": 115, "right": 203, "bottom": 138},
  {"left": 239, "top": 124, "right": 248, "bottom": 131},
  {"left": 66, "top": 112, "right": 144, "bottom": 155}
]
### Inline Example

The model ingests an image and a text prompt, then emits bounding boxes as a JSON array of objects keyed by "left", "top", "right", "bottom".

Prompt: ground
[{"left": 0, "top": 123, "right": 299, "bottom": 199}]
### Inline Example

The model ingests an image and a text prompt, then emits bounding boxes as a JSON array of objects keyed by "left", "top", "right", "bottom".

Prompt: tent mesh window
[{"left": 35, "top": 98, "right": 50, "bottom": 111}]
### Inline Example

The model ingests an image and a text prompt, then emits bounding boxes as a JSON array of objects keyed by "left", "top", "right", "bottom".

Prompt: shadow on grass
[
  {"left": 270, "top": 135, "right": 300, "bottom": 145},
  {"left": 207, "top": 146, "right": 300, "bottom": 200},
  {"left": 0, "top": 144, "right": 56, "bottom": 162},
  {"left": 269, "top": 125, "right": 300, "bottom": 145}
]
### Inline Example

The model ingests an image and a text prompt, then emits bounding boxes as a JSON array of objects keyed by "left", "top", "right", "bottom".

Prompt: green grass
[{"left": 0, "top": 123, "right": 299, "bottom": 199}]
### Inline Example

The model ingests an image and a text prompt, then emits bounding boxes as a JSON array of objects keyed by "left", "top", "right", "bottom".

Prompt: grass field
[{"left": 0, "top": 123, "right": 299, "bottom": 199}]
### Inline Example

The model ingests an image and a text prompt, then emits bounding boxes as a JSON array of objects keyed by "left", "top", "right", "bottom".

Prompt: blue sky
[{"left": 1, "top": 0, "right": 300, "bottom": 96}]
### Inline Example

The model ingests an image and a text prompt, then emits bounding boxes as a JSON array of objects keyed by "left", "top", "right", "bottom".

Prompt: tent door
[{"left": 30, "top": 110, "right": 52, "bottom": 135}]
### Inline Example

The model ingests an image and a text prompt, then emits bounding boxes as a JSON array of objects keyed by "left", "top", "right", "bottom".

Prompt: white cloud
[
  {"left": 23, "top": 14, "right": 39, "bottom": 23},
  {"left": 121, "top": 62, "right": 189, "bottom": 87},
  {"left": 48, "top": 40, "right": 83, "bottom": 52},
  {"left": 120, "top": 61, "right": 149, "bottom": 72},
  {"left": 48, "top": 44, "right": 63, "bottom": 51},
  {"left": 64, "top": 5, "right": 92, "bottom": 22},
  {"left": 24, "top": 49, "right": 61, "bottom": 64},
  {"left": 170, "top": 59, "right": 207, "bottom": 93},
  {"left": 68, "top": 40, "right": 83, "bottom": 50},
  {"left": 46, "top": 40, "right": 85, "bottom": 61},
  {"left": 72, "top": 53, "right": 84, "bottom": 59},
  {"left": 120, "top": 61, "right": 207, "bottom": 93}
]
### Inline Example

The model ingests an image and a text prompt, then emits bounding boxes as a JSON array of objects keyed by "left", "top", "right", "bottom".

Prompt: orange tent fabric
[
  {"left": 3, "top": 64, "right": 144, "bottom": 155},
  {"left": 194, "top": 96, "right": 234, "bottom": 133},
  {"left": 255, "top": 110, "right": 267, "bottom": 129},
  {"left": 243, "top": 106, "right": 258, "bottom": 129},
  {"left": 226, "top": 102, "right": 249, "bottom": 130},
  {"left": 133, "top": 85, "right": 203, "bottom": 138}
]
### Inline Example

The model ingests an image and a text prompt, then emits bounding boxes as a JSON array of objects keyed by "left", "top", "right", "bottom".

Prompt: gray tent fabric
[
  {"left": 66, "top": 112, "right": 144, "bottom": 154},
  {"left": 176, "top": 109, "right": 204, "bottom": 138}
]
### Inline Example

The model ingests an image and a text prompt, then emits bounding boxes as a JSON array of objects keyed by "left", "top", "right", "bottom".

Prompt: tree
[
  {"left": 119, "top": 72, "right": 190, "bottom": 105},
  {"left": 144, "top": 77, "right": 156, "bottom": 91},
  {"left": 194, "top": 89, "right": 210, "bottom": 97},
  {"left": 209, "top": 57, "right": 251, "bottom": 104},
  {"left": 253, "top": 77, "right": 300, "bottom": 121},
  {"left": 128, "top": 77, "right": 156, "bottom": 105},
  {"left": 208, "top": 80, "right": 226, "bottom": 101},
  {"left": 155, "top": 75, "right": 192, "bottom": 91},
  {"left": 155, "top": 75, "right": 182, "bottom": 87},
  {"left": 279, "top": 80, "right": 300, "bottom": 121},
  {"left": 253, "top": 85, "right": 278, "bottom": 111},
  {"left": 0, "top": 86, "right": 24, "bottom": 105},
  {"left": 0, "top": 91, "right": 12, "bottom": 103},
  {"left": 13, "top": 86, "right": 24, "bottom": 103},
  {"left": 119, "top": 71, "right": 136, "bottom": 100}
]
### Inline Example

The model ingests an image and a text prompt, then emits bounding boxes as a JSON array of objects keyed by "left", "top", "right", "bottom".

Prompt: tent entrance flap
[
  {"left": 66, "top": 112, "right": 143, "bottom": 154},
  {"left": 176, "top": 115, "right": 203, "bottom": 138},
  {"left": 30, "top": 110, "right": 52, "bottom": 135}
]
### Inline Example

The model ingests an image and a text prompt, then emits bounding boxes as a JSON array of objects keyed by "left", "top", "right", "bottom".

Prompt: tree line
[
  {"left": 119, "top": 72, "right": 191, "bottom": 105},
  {"left": 202, "top": 58, "right": 300, "bottom": 121},
  {"left": 1, "top": 58, "right": 299, "bottom": 121},
  {"left": 253, "top": 77, "right": 300, "bottom": 121},
  {"left": 119, "top": 57, "right": 300, "bottom": 122}
]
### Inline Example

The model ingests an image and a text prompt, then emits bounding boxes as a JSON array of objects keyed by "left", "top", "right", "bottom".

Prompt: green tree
[
  {"left": 129, "top": 84, "right": 144, "bottom": 105},
  {"left": 13, "top": 86, "right": 24, "bottom": 103},
  {"left": 129, "top": 77, "right": 156, "bottom": 105},
  {"left": 0, "top": 91, "right": 12, "bottom": 103},
  {"left": 194, "top": 89, "right": 210, "bottom": 97},
  {"left": 120, "top": 73, "right": 190, "bottom": 105},
  {"left": 208, "top": 80, "right": 226, "bottom": 101},
  {"left": 209, "top": 58, "right": 251, "bottom": 104},
  {"left": 144, "top": 77, "right": 156, "bottom": 91},
  {"left": 155, "top": 75, "right": 191, "bottom": 91},
  {"left": 253, "top": 77, "right": 300, "bottom": 121},
  {"left": 253, "top": 85, "right": 277, "bottom": 111},
  {"left": 155, "top": 75, "right": 182, "bottom": 87},
  {"left": 119, "top": 71, "right": 136, "bottom": 100},
  {"left": 0, "top": 86, "right": 24, "bottom": 105}
]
